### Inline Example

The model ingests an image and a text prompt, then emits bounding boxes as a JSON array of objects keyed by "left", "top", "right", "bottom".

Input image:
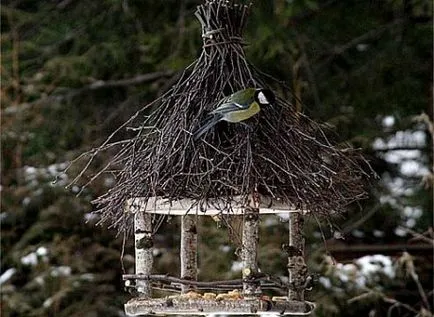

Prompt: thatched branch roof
[{"left": 68, "top": 0, "right": 372, "bottom": 233}]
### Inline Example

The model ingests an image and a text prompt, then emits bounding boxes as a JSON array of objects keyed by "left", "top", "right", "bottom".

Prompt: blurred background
[{"left": 1, "top": 0, "right": 433, "bottom": 316}]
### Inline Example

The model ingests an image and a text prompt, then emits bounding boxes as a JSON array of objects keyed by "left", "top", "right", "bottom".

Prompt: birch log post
[
  {"left": 241, "top": 207, "right": 261, "bottom": 297},
  {"left": 134, "top": 210, "right": 153, "bottom": 297},
  {"left": 287, "top": 212, "right": 308, "bottom": 301},
  {"left": 180, "top": 215, "right": 198, "bottom": 293}
]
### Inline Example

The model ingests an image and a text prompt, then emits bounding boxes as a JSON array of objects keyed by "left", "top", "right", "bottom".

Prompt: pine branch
[{"left": 3, "top": 71, "right": 174, "bottom": 116}]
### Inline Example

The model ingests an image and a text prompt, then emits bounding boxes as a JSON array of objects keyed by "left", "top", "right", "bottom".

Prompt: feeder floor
[{"left": 125, "top": 296, "right": 309, "bottom": 316}]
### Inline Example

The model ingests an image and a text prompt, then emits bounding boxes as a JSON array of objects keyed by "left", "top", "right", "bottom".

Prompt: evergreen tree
[{"left": 2, "top": 1, "right": 432, "bottom": 316}]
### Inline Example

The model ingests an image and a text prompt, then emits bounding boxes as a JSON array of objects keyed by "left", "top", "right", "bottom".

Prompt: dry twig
[{"left": 66, "top": 0, "right": 371, "bottom": 234}]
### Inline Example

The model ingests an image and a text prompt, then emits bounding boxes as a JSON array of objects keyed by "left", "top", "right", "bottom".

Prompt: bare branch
[
  {"left": 87, "top": 71, "right": 174, "bottom": 90},
  {"left": 67, "top": 0, "right": 371, "bottom": 234},
  {"left": 3, "top": 71, "right": 174, "bottom": 116}
]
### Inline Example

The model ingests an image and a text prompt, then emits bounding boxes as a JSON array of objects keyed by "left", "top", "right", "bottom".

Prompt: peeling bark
[
  {"left": 241, "top": 207, "right": 261, "bottom": 297},
  {"left": 125, "top": 297, "right": 308, "bottom": 316},
  {"left": 287, "top": 212, "right": 308, "bottom": 301},
  {"left": 181, "top": 215, "right": 198, "bottom": 293},
  {"left": 135, "top": 211, "right": 153, "bottom": 297}
]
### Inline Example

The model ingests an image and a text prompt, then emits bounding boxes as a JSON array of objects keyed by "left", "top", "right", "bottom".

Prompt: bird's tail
[{"left": 193, "top": 115, "right": 221, "bottom": 141}]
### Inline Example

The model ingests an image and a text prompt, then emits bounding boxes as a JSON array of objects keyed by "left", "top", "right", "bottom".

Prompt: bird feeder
[
  {"left": 123, "top": 197, "right": 313, "bottom": 315},
  {"left": 68, "top": 0, "right": 369, "bottom": 315}
]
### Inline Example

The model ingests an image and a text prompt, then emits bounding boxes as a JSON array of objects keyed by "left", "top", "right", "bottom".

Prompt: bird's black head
[{"left": 255, "top": 88, "right": 275, "bottom": 106}]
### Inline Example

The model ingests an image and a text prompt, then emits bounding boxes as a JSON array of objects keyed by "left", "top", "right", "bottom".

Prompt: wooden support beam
[
  {"left": 127, "top": 196, "right": 306, "bottom": 215},
  {"left": 287, "top": 212, "right": 308, "bottom": 301},
  {"left": 134, "top": 211, "right": 153, "bottom": 297},
  {"left": 241, "top": 207, "right": 261, "bottom": 297},
  {"left": 180, "top": 215, "right": 198, "bottom": 293}
]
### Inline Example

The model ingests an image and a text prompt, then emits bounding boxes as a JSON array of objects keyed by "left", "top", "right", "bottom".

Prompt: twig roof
[{"left": 68, "top": 0, "right": 371, "bottom": 233}]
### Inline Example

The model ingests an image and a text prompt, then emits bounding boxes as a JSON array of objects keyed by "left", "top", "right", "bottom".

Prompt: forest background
[{"left": 1, "top": 0, "right": 433, "bottom": 316}]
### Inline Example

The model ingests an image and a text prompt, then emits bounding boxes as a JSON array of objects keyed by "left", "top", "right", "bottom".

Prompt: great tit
[{"left": 193, "top": 88, "right": 275, "bottom": 140}]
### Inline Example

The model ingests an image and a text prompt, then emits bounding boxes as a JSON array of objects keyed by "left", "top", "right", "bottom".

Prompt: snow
[
  {"left": 400, "top": 161, "right": 429, "bottom": 177},
  {"left": 412, "top": 130, "right": 427, "bottom": 144},
  {"left": 21, "top": 252, "right": 38, "bottom": 266},
  {"left": 382, "top": 116, "right": 395, "bottom": 128},
  {"left": 335, "top": 263, "right": 357, "bottom": 283},
  {"left": 47, "top": 164, "right": 58, "bottom": 176},
  {"left": 231, "top": 261, "right": 243, "bottom": 272},
  {"left": 24, "top": 166, "right": 37, "bottom": 176},
  {"left": 0, "top": 268, "right": 16, "bottom": 285},
  {"left": 23, "top": 162, "right": 70, "bottom": 188},
  {"left": 405, "top": 218, "right": 416, "bottom": 228},
  {"left": 313, "top": 231, "right": 322, "bottom": 239},
  {"left": 35, "top": 275, "right": 45, "bottom": 285},
  {"left": 351, "top": 229, "right": 365, "bottom": 238},
  {"left": 333, "top": 231, "right": 345, "bottom": 240},
  {"left": 263, "top": 216, "right": 278, "bottom": 227},
  {"left": 152, "top": 248, "right": 162, "bottom": 256},
  {"left": 384, "top": 150, "right": 421, "bottom": 163},
  {"left": 401, "top": 207, "right": 423, "bottom": 229},
  {"left": 219, "top": 245, "right": 231, "bottom": 253},
  {"left": 373, "top": 128, "right": 426, "bottom": 176},
  {"left": 403, "top": 206, "right": 422, "bottom": 218},
  {"left": 84, "top": 213, "right": 99, "bottom": 222},
  {"left": 36, "top": 246, "right": 48, "bottom": 256},
  {"left": 332, "top": 255, "right": 395, "bottom": 288},
  {"left": 51, "top": 266, "right": 72, "bottom": 277},
  {"left": 71, "top": 185, "right": 81, "bottom": 194},
  {"left": 319, "top": 276, "right": 332, "bottom": 289},
  {"left": 356, "top": 254, "right": 394, "bottom": 278},
  {"left": 278, "top": 213, "right": 290, "bottom": 221},
  {"left": 395, "top": 227, "right": 407, "bottom": 237},
  {"left": 0, "top": 212, "right": 8, "bottom": 221},
  {"left": 356, "top": 43, "right": 369, "bottom": 52},
  {"left": 383, "top": 130, "right": 426, "bottom": 149},
  {"left": 372, "top": 138, "right": 386, "bottom": 150},
  {"left": 373, "top": 230, "right": 385, "bottom": 238},
  {"left": 21, "top": 247, "right": 49, "bottom": 266},
  {"left": 80, "top": 273, "right": 95, "bottom": 281},
  {"left": 22, "top": 197, "right": 31, "bottom": 206},
  {"left": 384, "top": 176, "right": 410, "bottom": 197},
  {"left": 43, "top": 297, "right": 53, "bottom": 308}
]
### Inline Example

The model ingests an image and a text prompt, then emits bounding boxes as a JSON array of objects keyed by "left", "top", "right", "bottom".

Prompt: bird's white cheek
[{"left": 258, "top": 92, "right": 268, "bottom": 105}]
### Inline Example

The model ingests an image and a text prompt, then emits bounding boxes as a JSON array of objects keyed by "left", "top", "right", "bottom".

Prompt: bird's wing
[
  {"left": 229, "top": 88, "right": 256, "bottom": 101},
  {"left": 210, "top": 102, "right": 247, "bottom": 115}
]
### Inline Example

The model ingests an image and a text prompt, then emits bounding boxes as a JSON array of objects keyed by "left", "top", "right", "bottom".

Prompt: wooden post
[
  {"left": 241, "top": 207, "right": 261, "bottom": 297},
  {"left": 287, "top": 212, "right": 307, "bottom": 301},
  {"left": 134, "top": 211, "right": 153, "bottom": 297},
  {"left": 180, "top": 215, "right": 198, "bottom": 293}
]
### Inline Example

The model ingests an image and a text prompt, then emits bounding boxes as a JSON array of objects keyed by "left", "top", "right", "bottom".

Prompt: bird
[{"left": 193, "top": 88, "right": 275, "bottom": 140}]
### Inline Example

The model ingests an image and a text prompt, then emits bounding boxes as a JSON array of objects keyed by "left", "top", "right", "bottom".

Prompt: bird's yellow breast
[{"left": 225, "top": 102, "right": 260, "bottom": 123}]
